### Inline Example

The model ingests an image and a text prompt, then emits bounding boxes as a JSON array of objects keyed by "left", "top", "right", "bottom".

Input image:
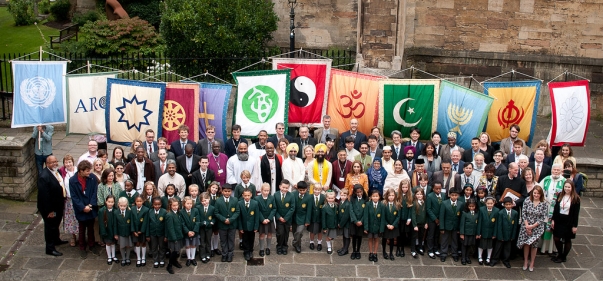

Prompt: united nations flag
[{"left": 436, "top": 80, "right": 494, "bottom": 149}]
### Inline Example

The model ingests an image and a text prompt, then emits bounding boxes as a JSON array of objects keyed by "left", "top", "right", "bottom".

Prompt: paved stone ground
[{"left": 0, "top": 117, "right": 602, "bottom": 280}]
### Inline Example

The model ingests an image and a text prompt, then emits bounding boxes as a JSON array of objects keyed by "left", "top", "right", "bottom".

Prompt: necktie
[
  {"left": 204, "top": 207, "right": 207, "bottom": 214},
  {"left": 452, "top": 203, "right": 456, "bottom": 212},
  {"left": 315, "top": 197, "right": 319, "bottom": 206},
  {"left": 150, "top": 145, "right": 153, "bottom": 154},
  {"left": 225, "top": 198, "right": 229, "bottom": 204},
  {"left": 471, "top": 211, "right": 474, "bottom": 216},
  {"left": 374, "top": 203, "right": 377, "bottom": 211},
  {"left": 281, "top": 194, "right": 285, "bottom": 203},
  {"left": 122, "top": 211, "right": 125, "bottom": 218},
  {"left": 127, "top": 193, "right": 131, "bottom": 198},
  {"left": 246, "top": 202, "right": 249, "bottom": 209},
  {"left": 330, "top": 204, "right": 334, "bottom": 208},
  {"left": 508, "top": 211, "right": 511, "bottom": 220},
  {"left": 202, "top": 173, "right": 206, "bottom": 183},
  {"left": 437, "top": 195, "right": 441, "bottom": 204},
  {"left": 155, "top": 211, "right": 158, "bottom": 217},
  {"left": 395, "top": 147, "right": 399, "bottom": 156},
  {"left": 188, "top": 210, "right": 191, "bottom": 216},
  {"left": 161, "top": 163, "right": 165, "bottom": 173},
  {"left": 488, "top": 210, "right": 491, "bottom": 216},
  {"left": 181, "top": 142, "right": 185, "bottom": 152},
  {"left": 389, "top": 203, "right": 392, "bottom": 212},
  {"left": 453, "top": 164, "right": 458, "bottom": 172},
  {"left": 536, "top": 164, "right": 541, "bottom": 181}
]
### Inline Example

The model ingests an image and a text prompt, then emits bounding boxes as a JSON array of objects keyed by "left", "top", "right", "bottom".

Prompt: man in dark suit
[
  {"left": 491, "top": 150, "right": 508, "bottom": 176},
  {"left": 390, "top": 130, "right": 404, "bottom": 161},
  {"left": 152, "top": 148, "right": 169, "bottom": 186},
  {"left": 38, "top": 156, "right": 67, "bottom": 256},
  {"left": 144, "top": 129, "right": 159, "bottom": 157},
  {"left": 450, "top": 150, "right": 465, "bottom": 174},
  {"left": 150, "top": 137, "right": 175, "bottom": 162},
  {"left": 367, "top": 135, "right": 383, "bottom": 160},
  {"left": 314, "top": 115, "right": 340, "bottom": 148},
  {"left": 430, "top": 162, "right": 454, "bottom": 194},
  {"left": 295, "top": 126, "right": 318, "bottom": 158},
  {"left": 402, "top": 127, "right": 425, "bottom": 160},
  {"left": 170, "top": 125, "right": 196, "bottom": 157},
  {"left": 268, "top": 122, "right": 294, "bottom": 148},
  {"left": 401, "top": 146, "right": 416, "bottom": 174},
  {"left": 191, "top": 156, "right": 215, "bottom": 192},
  {"left": 195, "top": 125, "right": 224, "bottom": 156},
  {"left": 462, "top": 138, "right": 483, "bottom": 163},
  {"left": 528, "top": 149, "right": 551, "bottom": 182},
  {"left": 339, "top": 118, "right": 367, "bottom": 150},
  {"left": 259, "top": 142, "right": 283, "bottom": 194},
  {"left": 176, "top": 144, "right": 201, "bottom": 191}
]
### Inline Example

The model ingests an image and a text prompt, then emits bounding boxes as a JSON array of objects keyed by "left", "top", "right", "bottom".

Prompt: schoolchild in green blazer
[
  {"left": 321, "top": 191, "right": 338, "bottom": 254},
  {"left": 396, "top": 179, "right": 413, "bottom": 257},
  {"left": 411, "top": 187, "right": 428, "bottom": 258},
  {"left": 337, "top": 189, "right": 352, "bottom": 256},
  {"left": 349, "top": 184, "right": 368, "bottom": 259},
  {"left": 165, "top": 197, "right": 184, "bottom": 274},
  {"left": 274, "top": 180, "right": 295, "bottom": 255},
  {"left": 476, "top": 197, "right": 499, "bottom": 265},
  {"left": 130, "top": 195, "right": 149, "bottom": 267},
  {"left": 115, "top": 196, "right": 133, "bottom": 266},
  {"left": 364, "top": 189, "right": 386, "bottom": 262},
  {"left": 476, "top": 187, "right": 487, "bottom": 209},
  {"left": 197, "top": 192, "right": 215, "bottom": 263},
  {"left": 439, "top": 189, "right": 464, "bottom": 262},
  {"left": 206, "top": 181, "right": 221, "bottom": 256},
  {"left": 214, "top": 184, "right": 240, "bottom": 262},
  {"left": 308, "top": 186, "right": 325, "bottom": 250},
  {"left": 180, "top": 196, "right": 201, "bottom": 266},
  {"left": 140, "top": 181, "right": 159, "bottom": 209},
  {"left": 188, "top": 184, "right": 201, "bottom": 208},
  {"left": 291, "top": 181, "right": 313, "bottom": 253},
  {"left": 119, "top": 179, "right": 139, "bottom": 207},
  {"left": 146, "top": 197, "right": 167, "bottom": 268},
  {"left": 459, "top": 198, "right": 479, "bottom": 265},
  {"left": 234, "top": 170, "right": 256, "bottom": 199},
  {"left": 491, "top": 197, "right": 518, "bottom": 268},
  {"left": 382, "top": 189, "right": 401, "bottom": 260},
  {"left": 238, "top": 188, "right": 260, "bottom": 260},
  {"left": 98, "top": 195, "right": 118, "bottom": 265},
  {"left": 255, "top": 183, "right": 276, "bottom": 257},
  {"left": 426, "top": 182, "right": 446, "bottom": 258}
]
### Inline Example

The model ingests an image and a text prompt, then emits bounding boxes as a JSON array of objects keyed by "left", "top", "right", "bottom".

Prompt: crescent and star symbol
[{"left": 393, "top": 98, "right": 421, "bottom": 127}]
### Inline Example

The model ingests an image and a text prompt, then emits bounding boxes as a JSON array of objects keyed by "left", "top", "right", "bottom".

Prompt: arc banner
[
  {"left": 379, "top": 79, "right": 440, "bottom": 140},
  {"left": 199, "top": 82, "right": 232, "bottom": 141},
  {"left": 327, "top": 69, "right": 382, "bottom": 136},
  {"left": 483, "top": 80, "right": 541, "bottom": 146},
  {"left": 11, "top": 61, "right": 67, "bottom": 128},
  {"left": 547, "top": 80, "right": 590, "bottom": 146},
  {"left": 105, "top": 78, "right": 166, "bottom": 146},
  {"left": 436, "top": 80, "right": 494, "bottom": 149},
  {"left": 232, "top": 69, "right": 291, "bottom": 138},
  {"left": 272, "top": 58, "right": 331, "bottom": 127},
  {"left": 163, "top": 83, "right": 199, "bottom": 143},
  {"left": 66, "top": 72, "right": 119, "bottom": 135}
]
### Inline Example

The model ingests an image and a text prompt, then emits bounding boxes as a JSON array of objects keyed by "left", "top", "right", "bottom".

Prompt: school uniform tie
[
  {"left": 155, "top": 211, "right": 159, "bottom": 218},
  {"left": 389, "top": 203, "right": 392, "bottom": 212},
  {"left": 471, "top": 211, "right": 474, "bottom": 216},
  {"left": 315, "top": 197, "right": 319, "bottom": 207},
  {"left": 121, "top": 211, "right": 125, "bottom": 218},
  {"left": 245, "top": 202, "right": 249, "bottom": 209},
  {"left": 204, "top": 207, "right": 208, "bottom": 214},
  {"left": 187, "top": 210, "right": 191, "bottom": 216},
  {"left": 437, "top": 195, "right": 441, "bottom": 204},
  {"left": 452, "top": 202, "right": 456, "bottom": 213},
  {"left": 225, "top": 198, "right": 229, "bottom": 204},
  {"left": 507, "top": 211, "right": 511, "bottom": 220},
  {"left": 281, "top": 194, "right": 285, "bottom": 203},
  {"left": 488, "top": 210, "right": 491, "bottom": 216},
  {"left": 374, "top": 203, "right": 377, "bottom": 211}
]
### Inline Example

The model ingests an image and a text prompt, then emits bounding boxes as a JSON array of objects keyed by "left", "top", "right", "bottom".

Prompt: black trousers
[
  {"left": 219, "top": 229, "right": 236, "bottom": 257},
  {"left": 492, "top": 240, "right": 512, "bottom": 262},
  {"left": 149, "top": 236, "right": 166, "bottom": 263},
  {"left": 411, "top": 224, "right": 426, "bottom": 252},
  {"left": 276, "top": 220, "right": 291, "bottom": 248},
  {"left": 426, "top": 221, "right": 440, "bottom": 253},
  {"left": 199, "top": 229, "right": 212, "bottom": 258},
  {"left": 42, "top": 213, "right": 63, "bottom": 253},
  {"left": 242, "top": 230, "right": 256, "bottom": 253}
]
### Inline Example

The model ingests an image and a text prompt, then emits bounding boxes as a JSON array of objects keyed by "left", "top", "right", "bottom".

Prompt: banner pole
[
  {"left": 87, "top": 61, "right": 91, "bottom": 74},
  {"left": 39, "top": 46, "right": 42, "bottom": 61}
]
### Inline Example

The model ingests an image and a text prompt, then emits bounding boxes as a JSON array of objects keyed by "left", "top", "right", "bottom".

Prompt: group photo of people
[{"left": 35, "top": 116, "right": 584, "bottom": 274}]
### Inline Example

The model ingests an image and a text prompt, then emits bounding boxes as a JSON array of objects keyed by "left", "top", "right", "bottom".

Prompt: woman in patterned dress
[
  {"left": 59, "top": 155, "right": 78, "bottom": 247},
  {"left": 517, "top": 185, "right": 548, "bottom": 271}
]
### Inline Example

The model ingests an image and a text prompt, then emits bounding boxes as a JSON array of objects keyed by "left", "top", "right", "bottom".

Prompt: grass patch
[{"left": 0, "top": 7, "right": 57, "bottom": 55}]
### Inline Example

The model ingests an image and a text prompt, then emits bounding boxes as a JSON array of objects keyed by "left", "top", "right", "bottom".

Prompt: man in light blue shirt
[{"left": 32, "top": 125, "right": 54, "bottom": 174}]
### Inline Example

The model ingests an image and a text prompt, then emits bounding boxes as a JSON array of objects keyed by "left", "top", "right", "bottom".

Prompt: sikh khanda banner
[
  {"left": 66, "top": 72, "right": 119, "bottom": 135},
  {"left": 272, "top": 58, "right": 331, "bottom": 127},
  {"left": 379, "top": 79, "right": 439, "bottom": 140},
  {"left": 105, "top": 78, "right": 166, "bottom": 145},
  {"left": 547, "top": 80, "right": 590, "bottom": 146},
  {"left": 232, "top": 69, "right": 291, "bottom": 138},
  {"left": 483, "top": 80, "right": 541, "bottom": 146},
  {"left": 436, "top": 80, "right": 494, "bottom": 148},
  {"left": 199, "top": 82, "right": 232, "bottom": 141},
  {"left": 327, "top": 69, "right": 382, "bottom": 135},
  {"left": 11, "top": 61, "right": 67, "bottom": 128},
  {"left": 163, "top": 83, "right": 199, "bottom": 143}
]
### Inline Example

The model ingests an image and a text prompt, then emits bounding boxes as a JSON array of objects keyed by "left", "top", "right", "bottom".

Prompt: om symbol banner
[
  {"left": 379, "top": 79, "right": 439, "bottom": 141},
  {"left": 163, "top": 83, "right": 199, "bottom": 144},
  {"left": 483, "top": 80, "right": 541, "bottom": 146},
  {"left": 11, "top": 61, "right": 67, "bottom": 128},
  {"left": 547, "top": 80, "right": 590, "bottom": 147},
  {"left": 66, "top": 72, "right": 119, "bottom": 135},
  {"left": 327, "top": 69, "right": 383, "bottom": 136},
  {"left": 105, "top": 78, "right": 166, "bottom": 146},
  {"left": 436, "top": 80, "right": 494, "bottom": 148},
  {"left": 272, "top": 58, "right": 331, "bottom": 127},
  {"left": 232, "top": 69, "right": 291, "bottom": 138}
]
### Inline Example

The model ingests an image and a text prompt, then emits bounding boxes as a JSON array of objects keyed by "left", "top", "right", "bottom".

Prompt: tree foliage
[
  {"left": 160, "top": 0, "right": 278, "bottom": 77},
  {"left": 7, "top": 0, "right": 37, "bottom": 26},
  {"left": 79, "top": 17, "right": 163, "bottom": 56}
]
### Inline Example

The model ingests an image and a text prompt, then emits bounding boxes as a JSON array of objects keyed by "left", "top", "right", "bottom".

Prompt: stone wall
[
  {"left": 0, "top": 136, "right": 37, "bottom": 201},
  {"left": 578, "top": 165, "right": 603, "bottom": 198}
]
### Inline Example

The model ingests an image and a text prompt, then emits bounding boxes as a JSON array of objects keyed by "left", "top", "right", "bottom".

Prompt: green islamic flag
[{"left": 379, "top": 79, "right": 440, "bottom": 140}]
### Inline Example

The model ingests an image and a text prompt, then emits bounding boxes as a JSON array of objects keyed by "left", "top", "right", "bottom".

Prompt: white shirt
[
  {"left": 226, "top": 155, "right": 261, "bottom": 187},
  {"left": 281, "top": 157, "right": 305, "bottom": 190},
  {"left": 345, "top": 149, "right": 360, "bottom": 162}
]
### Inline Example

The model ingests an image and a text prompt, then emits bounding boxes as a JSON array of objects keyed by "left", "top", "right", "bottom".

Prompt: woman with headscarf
[
  {"left": 383, "top": 160, "right": 410, "bottom": 194},
  {"left": 367, "top": 157, "right": 388, "bottom": 195}
]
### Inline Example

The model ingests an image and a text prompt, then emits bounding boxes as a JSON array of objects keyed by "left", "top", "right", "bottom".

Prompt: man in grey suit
[
  {"left": 150, "top": 137, "right": 175, "bottom": 162},
  {"left": 144, "top": 129, "right": 159, "bottom": 157},
  {"left": 195, "top": 125, "right": 225, "bottom": 156},
  {"left": 314, "top": 115, "right": 339, "bottom": 148},
  {"left": 153, "top": 148, "right": 169, "bottom": 186}
]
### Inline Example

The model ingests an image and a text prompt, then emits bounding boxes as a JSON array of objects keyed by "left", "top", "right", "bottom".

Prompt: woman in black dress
[{"left": 551, "top": 181, "right": 580, "bottom": 263}]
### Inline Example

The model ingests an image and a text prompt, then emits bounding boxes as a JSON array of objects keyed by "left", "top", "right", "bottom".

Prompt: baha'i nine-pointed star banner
[
  {"left": 436, "top": 80, "right": 494, "bottom": 148},
  {"left": 379, "top": 79, "right": 440, "bottom": 141},
  {"left": 232, "top": 69, "right": 291, "bottom": 138},
  {"left": 105, "top": 78, "right": 166, "bottom": 146}
]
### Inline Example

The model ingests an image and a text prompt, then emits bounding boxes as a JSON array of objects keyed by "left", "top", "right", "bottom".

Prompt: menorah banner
[
  {"left": 547, "top": 80, "right": 591, "bottom": 147},
  {"left": 436, "top": 80, "right": 494, "bottom": 148},
  {"left": 163, "top": 83, "right": 199, "bottom": 144},
  {"left": 327, "top": 69, "right": 382, "bottom": 136},
  {"left": 483, "top": 80, "right": 541, "bottom": 146},
  {"left": 66, "top": 72, "right": 119, "bottom": 135},
  {"left": 11, "top": 61, "right": 68, "bottom": 128},
  {"left": 105, "top": 78, "right": 166, "bottom": 146},
  {"left": 272, "top": 58, "right": 332, "bottom": 127},
  {"left": 378, "top": 79, "right": 439, "bottom": 141},
  {"left": 232, "top": 69, "right": 291, "bottom": 138},
  {"left": 199, "top": 82, "right": 232, "bottom": 142}
]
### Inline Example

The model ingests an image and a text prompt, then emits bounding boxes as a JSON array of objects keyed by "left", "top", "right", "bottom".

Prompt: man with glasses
[
  {"left": 499, "top": 124, "right": 530, "bottom": 159},
  {"left": 268, "top": 122, "right": 294, "bottom": 148},
  {"left": 195, "top": 125, "right": 224, "bottom": 156},
  {"left": 144, "top": 129, "right": 159, "bottom": 157},
  {"left": 294, "top": 126, "right": 317, "bottom": 158},
  {"left": 78, "top": 140, "right": 98, "bottom": 165}
]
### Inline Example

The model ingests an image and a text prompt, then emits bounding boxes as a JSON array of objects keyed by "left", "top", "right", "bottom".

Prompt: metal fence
[{"left": 0, "top": 47, "right": 356, "bottom": 120}]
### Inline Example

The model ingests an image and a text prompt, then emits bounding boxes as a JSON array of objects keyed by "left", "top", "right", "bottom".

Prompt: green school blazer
[
  {"left": 209, "top": 194, "right": 219, "bottom": 206},
  {"left": 321, "top": 203, "right": 338, "bottom": 229},
  {"left": 196, "top": 204, "right": 216, "bottom": 230},
  {"left": 115, "top": 208, "right": 133, "bottom": 237},
  {"left": 214, "top": 196, "right": 240, "bottom": 230},
  {"left": 130, "top": 205, "right": 149, "bottom": 234},
  {"left": 399, "top": 193, "right": 412, "bottom": 226},
  {"left": 274, "top": 191, "right": 295, "bottom": 223},
  {"left": 142, "top": 196, "right": 153, "bottom": 209},
  {"left": 411, "top": 202, "right": 427, "bottom": 227},
  {"left": 310, "top": 194, "right": 326, "bottom": 223},
  {"left": 363, "top": 201, "right": 386, "bottom": 234},
  {"left": 412, "top": 185, "right": 432, "bottom": 195},
  {"left": 426, "top": 192, "right": 445, "bottom": 223},
  {"left": 98, "top": 207, "right": 117, "bottom": 239},
  {"left": 165, "top": 210, "right": 184, "bottom": 241},
  {"left": 439, "top": 200, "right": 464, "bottom": 231},
  {"left": 161, "top": 196, "right": 181, "bottom": 210},
  {"left": 495, "top": 208, "right": 518, "bottom": 241},
  {"left": 383, "top": 202, "right": 401, "bottom": 227},
  {"left": 292, "top": 191, "right": 313, "bottom": 225},
  {"left": 337, "top": 200, "right": 351, "bottom": 229},
  {"left": 459, "top": 211, "right": 479, "bottom": 235},
  {"left": 254, "top": 194, "right": 276, "bottom": 222},
  {"left": 180, "top": 208, "right": 200, "bottom": 234},
  {"left": 477, "top": 206, "right": 499, "bottom": 238},
  {"left": 238, "top": 200, "right": 260, "bottom": 231},
  {"left": 234, "top": 183, "right": 257, "bottom": 199},
  {"left": 118, "top": 191, "right": 139, "bottom": 206},
  {"left": 350, "top": 198, "right": 366, "bottom": 225},
  {"left": 146, "top": 208, "right": 167, "bottom": 237}
]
